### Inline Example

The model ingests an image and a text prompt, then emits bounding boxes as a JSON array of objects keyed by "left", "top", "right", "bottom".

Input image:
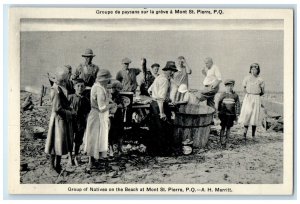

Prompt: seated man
[{"left": 201, "top": 57, "right": 222, "bottom": 108}]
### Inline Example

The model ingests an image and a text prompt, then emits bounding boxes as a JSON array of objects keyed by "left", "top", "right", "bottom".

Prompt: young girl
[
  {"left": 238, "top": 63, "right": 265, "bottom": 143},
  {"left": 84, "top": 69, "right": 116, "bottom": 172},
  {"left": 45, "top": 66, "right": 74, "bottom": 174}
]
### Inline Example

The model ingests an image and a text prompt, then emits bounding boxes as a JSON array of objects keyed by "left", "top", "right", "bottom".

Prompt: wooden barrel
[{"left": 174, "top": 104, "right": 215, "bottom": 148}]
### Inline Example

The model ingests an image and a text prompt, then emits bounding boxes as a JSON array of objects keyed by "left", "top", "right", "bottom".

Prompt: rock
[
  {"left": 197, "top": 149, "right": 206, "bottom": 154},
  {"left": 205, "top": 170, "right": 210, "bottom": 173},
  {"left": 111, "top": 165, "right": 120, "bottom": 171},
  {"left": 169, "top": 165, "right": 179, "bottom": 171},
  {"left": 214, "top": 154, "right": 223, "bottom": 159},
  {"left": 65, "top": 166, "right": 75, "bottom": 173},
  {"left": 20, "top": 163, "right": 28, "bottom": 171},
  {"left": 95, "top": 177, "right": 106, "bottom": 183},
  {"left": 153, "top": 164, "right": 160, "bottom": 168}
]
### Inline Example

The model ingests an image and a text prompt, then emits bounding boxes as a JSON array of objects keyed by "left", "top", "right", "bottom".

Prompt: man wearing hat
[
  {"left": 216, "top": 79, "right": 240, "bottom": 148},
  {"left": 116, "top": 57, "right": 141, "bottom": 93},
  {"left": 72, "top": 49, "right": 100, "bottom": 88},
  {"left": 147, "top": 61, "right": 177, "bottom": 155}
]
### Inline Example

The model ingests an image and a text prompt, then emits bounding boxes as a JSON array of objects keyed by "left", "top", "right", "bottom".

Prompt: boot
[
  {"left": 243, "top": 126, "right": 248, "bottom": 144},
  {"left": 252, "top": 126, "right": 257, "bottom": 141},
  {"left": 55, "top": 156, "right": 62, "bottom": 173},
  {"left": 225, "top": 128, "right": 231, "bottom": 148},
  {"left": 220, "top": 128, "right": 225, "bottom": 146}
]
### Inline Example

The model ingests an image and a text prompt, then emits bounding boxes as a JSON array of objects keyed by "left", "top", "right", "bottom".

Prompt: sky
[{"left": 21, "top": 30, "right": 283, "bottom": 92}]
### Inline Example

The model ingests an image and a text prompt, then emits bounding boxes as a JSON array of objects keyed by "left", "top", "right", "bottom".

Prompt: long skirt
[
  {"left": 45, "top": 112, "right": 73, "bottom": 156},
  {"left": 238, "top": 94, "right": 261, "bottom": 126},
  {"left": 84, "top": 108, "right": 110, "bottom": 159}
]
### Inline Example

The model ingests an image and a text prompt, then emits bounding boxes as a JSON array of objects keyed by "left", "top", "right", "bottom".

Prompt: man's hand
[
  {"left": 211, "top": 80, "right": 220, "bottom": 89},
  {"left": 160, "top": 113, "right": 167, "bottom": 121}
]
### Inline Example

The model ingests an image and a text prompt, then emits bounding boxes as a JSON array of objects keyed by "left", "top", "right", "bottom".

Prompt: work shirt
[
  {"left": 218, "top": 91, "right": 240, "bottom": 116},
  {"left": 116, "top": 68, "right": 141, "bottom": 92},
  {"left": 73, "top": 63, "right": 100, "bottom": 87},
  {"left": 173, "top": 67, "right": 190, "bottom": 87},
  {"left": 203, "top": 64, "right": 222, "bottom": 86},
  {"left": 150, "top": 74, "right": 171, "bottom": 102}
]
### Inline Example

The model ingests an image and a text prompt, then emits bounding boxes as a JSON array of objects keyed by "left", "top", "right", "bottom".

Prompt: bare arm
[
  {"left": 183, "top": 59, "right": 192, "bottom": 75},
  {"left": 201, "top": 68, "right": 207, "bottom": 76},
  {"left": 260, "top": 80, "right": 265, "bottom": 96}
]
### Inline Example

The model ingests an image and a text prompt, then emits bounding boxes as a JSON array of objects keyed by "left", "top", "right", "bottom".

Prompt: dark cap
[
  {"left": 162, "top": 61, "right": 178, "bottom": 72},
  {"left": 151, "top": 63, "right": 160, "bottom": 68},
  {"left": 73, "top": 78, "right": 85, "bottom": 85},
  {"left": 121, "top": 57, "right": 132, "bottom": 64},
  {"left": 224, "top": 79, "right": 235, "bottom": 85}
]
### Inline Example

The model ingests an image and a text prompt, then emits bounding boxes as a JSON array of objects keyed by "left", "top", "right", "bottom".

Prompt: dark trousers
[{"left": 148, "top": 101, "right": 174, "bottom": 155}]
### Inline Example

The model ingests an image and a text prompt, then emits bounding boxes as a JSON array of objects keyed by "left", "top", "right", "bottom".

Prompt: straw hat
[
  {"left": 55, "top": 66, "right": 69, "bottom": 83},
  {"left": 96, "top": 69, "right": 112, "bottom": 82},
  {"left": 82, "top": 48, "right": 95, "bottom": 57}
]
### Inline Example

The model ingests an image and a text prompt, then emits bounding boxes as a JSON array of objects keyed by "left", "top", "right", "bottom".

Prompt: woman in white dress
[
  {"left": 238, "top": 63, "right": 265, "bottom": 142},
  {"left": 84, "top": 69, "right": 116, "bottom": 172}
]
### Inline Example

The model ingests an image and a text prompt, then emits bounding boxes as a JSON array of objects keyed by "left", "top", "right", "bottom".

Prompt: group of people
[{"left": 44, "top": 48, "right": 265, "bottom": 174}]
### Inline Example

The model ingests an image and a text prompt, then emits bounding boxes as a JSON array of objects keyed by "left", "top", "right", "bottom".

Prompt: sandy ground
[{"left": 20, "top": 91, "right": 283, "bottom": 184}]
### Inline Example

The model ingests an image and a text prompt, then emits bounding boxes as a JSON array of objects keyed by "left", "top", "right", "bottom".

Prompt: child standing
[
  {"left": 108, "top": 80, "right": 124, "bottom": 156},
  {"left": 45, "top": 66, "right": 75, "bottom": 174},
  {"left": 217, "top": 79, "right": 240, "bottom": 147},
  {"left": 68, "top": 78, "right": 91, "bottom": 166},
  {"left": 238, "top": 63, "right": 265, "bottom": 142}
]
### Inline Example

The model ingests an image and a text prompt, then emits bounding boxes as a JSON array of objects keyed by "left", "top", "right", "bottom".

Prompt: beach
[{"left": 20, "top": 91, "right": 283, "bottom": 184}]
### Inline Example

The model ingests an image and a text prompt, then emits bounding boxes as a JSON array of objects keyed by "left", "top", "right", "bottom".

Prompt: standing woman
[
  {"left": 84, "top": 69, "right": 115, "bottom": 172},
  {"left": 239, "top": 63, "right": 265, "bottom": 143},
  {"left": 45, "top": 66, "right": 74, "bottom": 174}
]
